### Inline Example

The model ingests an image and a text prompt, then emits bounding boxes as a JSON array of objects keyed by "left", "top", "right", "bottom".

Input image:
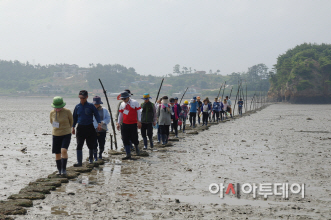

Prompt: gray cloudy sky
[{"left": 1, "top": 0, "right": 331, "bottom": 76}]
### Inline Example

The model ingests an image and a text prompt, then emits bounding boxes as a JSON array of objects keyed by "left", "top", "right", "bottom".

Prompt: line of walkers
[
  {"left": 50, "top": 90, "right": 245, "bottom": 170},
  {"left": 50, "top": 90, "right": 111, "bottom": 175}
]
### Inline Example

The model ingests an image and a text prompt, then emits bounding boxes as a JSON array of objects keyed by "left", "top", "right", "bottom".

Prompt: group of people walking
[
  {"left": 188, "top": 95, "right": 237, "bottom": 127},
  {"left": 50, "top": 89, "right": 245, "bottom": 172},
  {"left": 50, "top": 90, "right": 110, "bottom": 175}
]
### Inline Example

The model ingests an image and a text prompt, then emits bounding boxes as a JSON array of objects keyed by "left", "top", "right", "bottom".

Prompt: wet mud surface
[{"left": 1, "top": 97, "right": 331, "bottom": 219}]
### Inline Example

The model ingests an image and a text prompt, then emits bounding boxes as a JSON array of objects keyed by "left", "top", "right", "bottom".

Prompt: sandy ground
[{"left": 1, "top": 98, "right": 331, "bottom": 219}]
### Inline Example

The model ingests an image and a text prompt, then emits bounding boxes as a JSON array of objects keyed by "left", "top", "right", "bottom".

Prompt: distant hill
[
  {"left": 268, "top": 43, "right": 331, "bottom": 103},
  {"left": 0, "top": 60, "right": 270, "bottom": 99}
]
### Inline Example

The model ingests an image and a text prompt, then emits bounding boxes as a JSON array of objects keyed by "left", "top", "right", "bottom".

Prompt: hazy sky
[{"left": 1, "top": 0, "right": 331, "bottom": 76}]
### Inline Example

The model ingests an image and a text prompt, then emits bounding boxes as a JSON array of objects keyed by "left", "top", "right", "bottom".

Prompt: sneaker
[
  {"left": 189, "top": 125, "right": 192, "bottom": 127},
  {"left": 122, "top": 155, "right": 131, "bottom": 160},
  {"left": 175, "top": 135, "right": 178, "bottom": 138},
  {"left": 183, "top": 130, "right": 185, "bottom": 133},
  {"left": 144, "top": 146, "right": 147, "bottom": 149},
  {"left": 73, "top": 163, "right": 82, "bottom": 167},
  {"left": 62, "top": 170, "right": 67, "bottom": 175}
]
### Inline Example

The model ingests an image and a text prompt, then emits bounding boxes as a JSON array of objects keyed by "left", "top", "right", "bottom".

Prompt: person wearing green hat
[
  {"left": 50, "top": 96, "right": 73, "bottom": 175},
  {"left": 140, "top": 93, "right": 157, "bottom": 149}
]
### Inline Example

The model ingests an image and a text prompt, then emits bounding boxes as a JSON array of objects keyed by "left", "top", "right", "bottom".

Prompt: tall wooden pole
[
  {"left": 229, "top": 85, "right": 234, "bottom": 99},
  {"left": 221, "top": 81, "right": 227, "bottom": 101},
  {"left": 233, "top": 80, "right": 242, "bottom": 117},
  {"left": 245, "top": 81, "right": 248, "bottom": 113},
  {"left": 217, "top": 82, "right": 224, "bottom": 99},
  {"left": 99, "top": 79, "right": 118, "bottom": 150},
  {"left": 179, "top": 87, "right": 189, "bottom": 104},
  {"left": 155, "top": 78, "right": 164, "bottom": 104}
]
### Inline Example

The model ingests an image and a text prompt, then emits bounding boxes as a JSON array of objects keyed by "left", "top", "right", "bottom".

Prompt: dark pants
[
  {"left": 159, "top": 125, "right": 170, "bottom": 137},
  {"left": 202, "top": 112, "right": 209, "bottom": 125},
  {"left": 171, "top": 119, "right": 178, "bottom": 136},
  {"left": 52, "top": 134, "right": 71, "bottom": 154},
  {"left": 220, "top": 111, "right": 224, "bottom": 120},
  {"left": 94, "top": 132, "right": 106, "bottom": 153},
  {"left": 180, "top": 116, "right": 187, "bottom": 131},
  {"left": 157, "top": 124, "right": 161, "bottom": 141},
  {"left": 239, "top": 107, "right": 243, "bottom": 115},
  {"left": 121, "top": 123, "right": 139, "bottom": 146},
  {"left": 76, "top": 124, "right": 96, "bottom": 150},
  {"left": 198, "top": 113, "right": 201, "bottom": 124},
  {"left": 212, "top": 111, "right": 220, "bottom": 121},
  {"left": 141, "top": 123, "right": 153, "bottom": 139},
  {"left": 189, "top": 112, "right": 196, "bottom": 126}
]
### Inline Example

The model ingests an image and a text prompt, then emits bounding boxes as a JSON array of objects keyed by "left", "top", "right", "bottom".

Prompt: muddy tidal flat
[{"left": 1, "top": 97, "right": 331, "bottom": 219}]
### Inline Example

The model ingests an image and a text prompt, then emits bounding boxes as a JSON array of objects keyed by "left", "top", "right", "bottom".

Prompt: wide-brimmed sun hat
[
  {"left": 120, "top": 91, "right": 131, "bottom": 99},
  {"left": 51, "top": 96, "right": 66, "bottom": 108},
  {"left": 93, "top": 96, "right": 103, "bottom": 104},
  {"left": 142, "top": 93, "right": 152, "bottom": 100}
]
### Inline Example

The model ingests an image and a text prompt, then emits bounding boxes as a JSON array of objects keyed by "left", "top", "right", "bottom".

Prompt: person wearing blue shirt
[
  {"left": 72, "top": 90, "right": 102, "bottom": 167},
  {"left": 92, "top": 96, "right": 111, "bottom": 161},
  {"left": 212, "top": 98, "right": 221, "bottom": 123},
  {"left": 238, "top": 98, "right": 244, "bottom": 116},
  {"left": 218, "top": 99, "right": 224, "bottom": 121},
  {"left": 188, "top": 97, "right": 198, "bottom": 128}
]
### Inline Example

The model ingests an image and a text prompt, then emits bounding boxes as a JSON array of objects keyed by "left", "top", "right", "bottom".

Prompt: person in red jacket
[{"left": 116, "top": 91, "right": 142, "bottom": 160}]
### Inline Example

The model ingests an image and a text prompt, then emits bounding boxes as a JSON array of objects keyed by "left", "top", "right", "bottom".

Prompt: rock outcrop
[{"left": 268, "top": 43, "right": 331, "bottom": 104}]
